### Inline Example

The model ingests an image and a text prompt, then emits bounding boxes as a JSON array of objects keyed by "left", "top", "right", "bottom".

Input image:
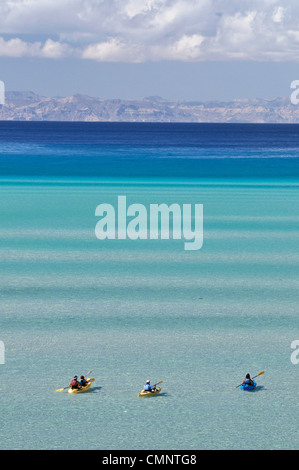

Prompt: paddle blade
[
  {"left": 257, "top": 371, "right": 265, "bottom": 376},
  {"left": 56, "top": 388, "right": 65, "bottom": 392}
]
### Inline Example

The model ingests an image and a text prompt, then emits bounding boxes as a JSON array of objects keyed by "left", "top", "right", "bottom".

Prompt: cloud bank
[{"left": 0, "top": 0, "right": 298, "bottom": 62}]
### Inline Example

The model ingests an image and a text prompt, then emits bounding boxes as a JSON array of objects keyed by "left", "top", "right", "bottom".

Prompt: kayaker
[
  {"left": 143, "top": 380, "right": 156, "bottom": 393},
  {"left": 242, "top": 373, "right": 254, "bottom": 386},
  {"left": 69, "top": 376, "right": 81, "bottom": 390},
  {"left": 79, "top": 375, "right": 88, "bottom": 387}
]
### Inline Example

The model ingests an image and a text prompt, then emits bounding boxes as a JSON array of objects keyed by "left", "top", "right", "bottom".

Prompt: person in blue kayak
[
  {"left": 143, "top": 380, "right": 156, "bottom": 393},
  {"left": 242, "top": 373, "right": 254, "bottom": 386}
]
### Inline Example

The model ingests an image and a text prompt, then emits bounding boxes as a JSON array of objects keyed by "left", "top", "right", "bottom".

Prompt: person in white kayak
[{"left": 143, "top": 380, "right": 156, "bottom": 393}]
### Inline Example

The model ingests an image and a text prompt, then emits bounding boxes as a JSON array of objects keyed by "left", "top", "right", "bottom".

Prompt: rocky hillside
[{"left": 0, "top": 91, "right": 298, "bottom": 123}]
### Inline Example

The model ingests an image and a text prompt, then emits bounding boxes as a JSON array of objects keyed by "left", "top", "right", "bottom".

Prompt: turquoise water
[{"left": 1, "top": 178, "right": 298, "bottom": 449}]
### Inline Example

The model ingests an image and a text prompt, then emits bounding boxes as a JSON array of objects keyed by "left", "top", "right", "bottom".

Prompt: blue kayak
[{"left": 240, "top": 380, "right": 256, "bottom": 391}]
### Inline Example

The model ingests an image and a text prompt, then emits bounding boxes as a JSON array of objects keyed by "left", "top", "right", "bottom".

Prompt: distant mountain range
[{"left": 0, "top": 91, "right": 298, "bottom": 123}]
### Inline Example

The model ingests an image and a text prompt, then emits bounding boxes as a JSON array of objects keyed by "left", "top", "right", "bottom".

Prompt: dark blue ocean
[
  {"left": 0, "top": 122, "right": 299, "bottom": 179},
  {"left": 0, "top": 122, "right": 299, "bottom": 450}
]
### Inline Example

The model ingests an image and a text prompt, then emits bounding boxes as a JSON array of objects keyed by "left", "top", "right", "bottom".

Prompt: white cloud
[
  {"left": 41, "top": 39, "right": 72, "bottom": 58},
  {"left": 81, "top": 38, "right": 141, "bottom": 62},
  {"left": 0, "top": 0, "right": 298, "bottom": 62},
  {"left": 0, "top": 36, "right": 73, "bottom": 58},
  {"left": 151, "top": 34, "right": 205, "bottom": 61},
  {"left": 272, "top": 6, "right": 285, "bottom": 23}
]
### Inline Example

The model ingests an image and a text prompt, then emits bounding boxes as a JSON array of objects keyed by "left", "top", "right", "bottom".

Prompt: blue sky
[{"left": 0, "top": 0, "right": 298, "bottom": 100}]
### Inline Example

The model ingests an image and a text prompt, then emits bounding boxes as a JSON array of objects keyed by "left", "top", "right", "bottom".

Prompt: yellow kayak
[
  {"left": 138, "top": 387, "right": 162, "bottom": 397},
  {"left": 68, "top": 378, "right": 95, "bottom": 394}
]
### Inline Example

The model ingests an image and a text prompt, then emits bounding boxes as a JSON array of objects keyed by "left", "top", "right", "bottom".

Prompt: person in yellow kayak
[
  {"left": 143, "top": 380, "right": 156, "bottom": 393},
  {"left": 79, "top": 375, "right": 88, "bottom": 387},
  {"left": 69, "top": 375, "right": 82, "bottom": 390}
]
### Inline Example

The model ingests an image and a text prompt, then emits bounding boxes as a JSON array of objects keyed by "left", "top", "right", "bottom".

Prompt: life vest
[
  {"left": 70, "top": 379, "right": 78, "bottom": 387},
  {"left": 244, "top": 378, "right": 253, "bottom": 385}
]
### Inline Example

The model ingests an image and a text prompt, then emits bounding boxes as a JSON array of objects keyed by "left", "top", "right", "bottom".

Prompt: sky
[{"left": 0, "top": 0, "right": 298, "bottom": 101}]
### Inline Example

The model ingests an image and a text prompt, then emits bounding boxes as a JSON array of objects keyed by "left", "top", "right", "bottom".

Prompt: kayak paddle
[
  {"left": 56, "top": 385, "right": 69, "bottom": 392},
  {"left": 152, "top": 381, "right": 163, "bottom": 390},
  {"left": 233, "top": 371, "right": 264, "bottom": 389},
  {"left": 154, "top": 381, "right": 163, "bottom": 386},
  {"left": 56, "top": 369, "right": 94, "bottom": 392}
]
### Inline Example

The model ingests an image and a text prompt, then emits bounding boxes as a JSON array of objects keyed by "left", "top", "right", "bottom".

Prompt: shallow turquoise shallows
[{"left": 0, "top": 123, "right": 299, "bottom": 450}]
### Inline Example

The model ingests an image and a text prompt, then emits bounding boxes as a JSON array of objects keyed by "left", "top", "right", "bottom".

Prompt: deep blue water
[{"left": 0, "top": 122, "right": 299, "bottom": 179}]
